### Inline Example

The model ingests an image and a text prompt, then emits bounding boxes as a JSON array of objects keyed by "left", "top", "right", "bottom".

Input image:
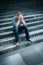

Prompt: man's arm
[
  {"left": 12, "top": 17, "right": 20, "bottom": 27},
  {"left": 21, "top": 19, "right": 26, "bottom": 25},
  {"left": 16, "top": 20, "right": 20, "bottom": 27}
]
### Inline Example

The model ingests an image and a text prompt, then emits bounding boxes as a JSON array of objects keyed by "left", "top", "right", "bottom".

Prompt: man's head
[{"left": 17, "top": 12, "right": 23, "bottom": 20}]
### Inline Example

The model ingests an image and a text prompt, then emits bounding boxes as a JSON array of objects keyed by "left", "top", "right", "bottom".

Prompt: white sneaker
[
  {"left": 16, "top": 42, "right": 20, "bottom": 46},
  {"left": 28, "top": 38, "right": 32, "bottom": 42}
]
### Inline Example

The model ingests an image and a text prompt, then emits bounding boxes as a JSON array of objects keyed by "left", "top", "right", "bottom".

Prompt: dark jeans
[{"left": 13, "top": 25, "right": 30, "bottom": 43}]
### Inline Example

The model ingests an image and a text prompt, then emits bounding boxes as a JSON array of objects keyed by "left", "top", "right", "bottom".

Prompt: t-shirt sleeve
[{"left": 12, "top": 17, "right": 17, "bottom": 27}]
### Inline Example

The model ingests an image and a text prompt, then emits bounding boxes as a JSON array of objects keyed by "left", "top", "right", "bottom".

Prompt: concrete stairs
[{"left": 0, "top": 3, "right": 43, "bottom": 54}]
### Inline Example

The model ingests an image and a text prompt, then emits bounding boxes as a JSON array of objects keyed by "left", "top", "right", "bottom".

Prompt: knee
[{"left": 24, "top": 25, "right": 28, "bottom": 29}]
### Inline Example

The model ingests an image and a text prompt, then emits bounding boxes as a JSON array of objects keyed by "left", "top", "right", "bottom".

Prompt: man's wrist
[
  {"left": 18, "top": 19, "right": 20, "bottom": 22},
  {"left": 18, "top": 20, "right": 20, "bottom": 23}
]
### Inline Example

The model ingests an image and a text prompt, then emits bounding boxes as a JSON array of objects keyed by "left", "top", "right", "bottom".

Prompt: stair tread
[
  {"left": 0, "top": 34, "right": 43, "bottom": 43},
  {"left": 0, "top": 44, "right": 16, "bottom": 52},
  {"left": 0, "top": 41, "right": 29, "bottom": 52},
  {"left": 0, "top": 29, "right": 43, "bottom": 36},
  {"left": 0, "top": 19, "right": 43, "bottom": 26},
  {"left": 0, "top": 10, "right": 43, "bottom": 18},
  {"left": 31, "top": 35, "right": 43, "bottom": 41},
  {"left": 0, "top": 13, "right": 43, "bottom": 21},
  {"left": 0, "top": 41, "right": 43, "bottom": 52},
  {"left": 0, "top": 22, "right": 43, "bottom": 30}
]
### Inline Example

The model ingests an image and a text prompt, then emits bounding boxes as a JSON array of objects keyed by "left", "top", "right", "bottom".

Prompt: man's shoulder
[
  {"left": 13, "top": 16, "right": 17, "bottom": 20},
  {"left": 12, "top": 16, "right": 18, "bottom": 23}
]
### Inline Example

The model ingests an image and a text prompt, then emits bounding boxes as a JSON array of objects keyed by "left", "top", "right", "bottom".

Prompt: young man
[{"left": 12, "top": 12, "right": 32, "bottom": 46}]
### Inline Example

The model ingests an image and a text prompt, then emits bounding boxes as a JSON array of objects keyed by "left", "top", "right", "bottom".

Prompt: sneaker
[
  {"left": 16, "top": 42, "right": 20, "bottom": 46},
  {"left": 28, "top": 39, "right": 32, "bottom": 42}
]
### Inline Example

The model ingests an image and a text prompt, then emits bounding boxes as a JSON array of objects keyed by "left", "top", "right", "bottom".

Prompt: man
[{"left": 12, "top": 12, "right": 32, "bottom": 46}]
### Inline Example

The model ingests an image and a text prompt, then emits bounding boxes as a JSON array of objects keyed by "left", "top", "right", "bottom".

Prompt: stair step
[
  {"left": 31, "top": 35, "right": 43, "bottom": 44},
  {"left": 0, "top": 10, "right": 43, "bottom": 18},
  {"left": 0, "top": 19, "right": 43, "bottom": 32},
  {"left": 0, "top": 13, "right": 43, "bottom": 22},
  {"left": 0, "top": 10, "right": 33, "bottom": 18},
  {"left": 0, "top": 15, "right": 43, "bottom": 25},
  {"left": 0, "top": 8, "right": 32, "bottom": 15},
  {"left": 0, "top": 23, "right": 43, "bottom": 33},
  {"left": 0, "top": 41, "right": 30, "bottom": 52},
  {"left": 0, "top": 19, "right": 43, "bottom": 28},
  {"left": 0, "top": 30, "right": 43, "bottom": 45},
  {"left": 0, "top": 36, "right": 43, "bottom": 54},
  {"left": 0, "top": 23, "right": 43, "bottom": 36},
  {"left": 0, "top": 11, "right": 43, "bottom": 21},
  {"left": 0, "top": 27, "right": 43, "bottom": 39},
  {"left": 0, "top": 18, "right": 43, "bottom": 25}
]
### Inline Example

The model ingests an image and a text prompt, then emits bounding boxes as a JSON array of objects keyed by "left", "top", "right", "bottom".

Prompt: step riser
[
  {"left": 0, "top": 14, "right": 43, "bottom": 21},
  {"left": 0, "top": 22, "right": 43, "bottom": 36},
  {"left": 0, "top": 8, "right": 32, "bottom": 15},
  {"left": 0, "top": 25, "right": 43, "bottom": 34},
  {"left": 0, "top": 11, "right": 33, "bottom": 18},
  {"left": 0, "top": 10, "right": 43, "bottom": 18},
  {"left": 0, "top": 14, "right": 43, "bottom": 22},
  {"left": 0, "top": 17, "right": 43, "bottom": 30},
  {"left": 0, "top": 11, "right": 37, "bottom": 19},
  {"left": 0, "top": 20, "right": 43, "bottom": 28},
  {"left": 0, "top": 28, "right": 43, "bottom": 39},
  {"left": 0, "top": 16, "right": 43, "bottom": 25},
  {"left": 0, "top": 17, "right": 43, "bottom": 26},
  {"left": 0, "top": 13, "right": 43, "bottom": 21},
  {"left": 0, "top": 16, "right": 33, "bottom": 25},
  {"left": 34, "top": 39, "right": 43, "bottom": 44},
  {"left": 0, "top": 33, "right": 43, "bottom": 45},
  {"left": 0, "top": 35, "right": 43, "bottom": 45},
  {"left": 0, "top": 41, "right": 43, "bottom": 55}
]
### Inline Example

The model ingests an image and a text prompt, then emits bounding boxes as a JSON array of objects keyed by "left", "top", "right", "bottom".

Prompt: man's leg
[
  {"left": 18, "top": 25, "right": 30, "bottom": 40},
  {"left": 23, "top": 25, "right": 30, "bottom": 40},
  {"left": 13, "top": 27, "right": 19, "bottom": 46}
]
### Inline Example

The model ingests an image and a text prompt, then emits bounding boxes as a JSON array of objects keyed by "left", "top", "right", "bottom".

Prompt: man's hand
[
  {"left": 19, "top": 14, "right": 26, "bottom": 25},
  {"left": 16, "top": 14, "right": 25, "bottom": 27}
]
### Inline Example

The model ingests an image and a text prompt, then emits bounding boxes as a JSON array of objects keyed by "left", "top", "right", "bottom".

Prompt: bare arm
[
  {"left": 21, "top": 19, "right": 26, "bottom": 25},
  {"left": 16, "top": 20, "right": 20, "bottom": 27}
]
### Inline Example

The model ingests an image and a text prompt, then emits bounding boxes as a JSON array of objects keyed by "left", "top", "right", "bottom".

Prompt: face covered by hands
[{"left": 17, "top": 13, "right": 23, "bottom": 21}]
